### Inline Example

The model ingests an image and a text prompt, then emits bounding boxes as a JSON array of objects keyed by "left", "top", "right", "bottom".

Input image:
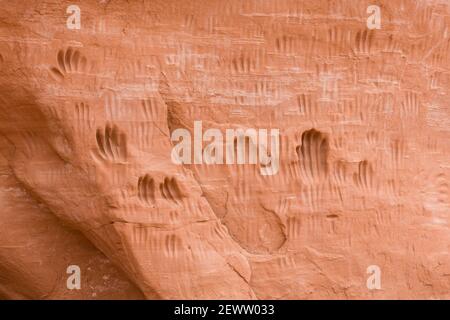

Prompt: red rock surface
[{"left": 0, "top": 0, "right": 448, "bottom": 299}]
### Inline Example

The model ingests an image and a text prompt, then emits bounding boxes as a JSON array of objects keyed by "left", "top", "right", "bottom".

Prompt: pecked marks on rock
[
  {"left": 275, "top": 34, "right": 298, "bottom": 55},
  {"left": 230, "top": 49, "right": 261, "bottom": 74},
  {"left": 164, "top": 234, "right": 184, "bottom": 259},
  {"left": 138, "top": 173, "right": 187, "bottom": 207},
  {"left": 297, "top": 93, "right": 318, "bottom": 118},
  {"left": 332, "top": 160, "right": 348, "bottom": 186},
  {"left": 74, "top": 102, "right": 94, "bottom": 133},
  {"left": 138, "top": 174, "right": 156, "bottom": 206},
  {"left": 49, "top": 47, "right": 88, "bottom": 81},
  {"left": 354, "top": 29, "right": 374, "bottom": 55},
  {"left": 296, "top": 128, "right": 330, "bottom": 185},
  {"left": 353, "top": 160, "right": 376, "bottom": 193},
  {"left": 95, "top": 123, "right": 127, "bottom": 163},
  {"left": 160, "top": 177, "right": 185, "bottom": 205},
  {"left": 401, "top": 91, "right": 421, "bottom": 117},
  {"left": 300, "top": 184, "right": 326, "bottom": 213},
  {"left": 286, "top": 216, "right": 302, "bottom": 240},
  {"left": 390, "top": 138, "right": 407, "bottom": 170}
]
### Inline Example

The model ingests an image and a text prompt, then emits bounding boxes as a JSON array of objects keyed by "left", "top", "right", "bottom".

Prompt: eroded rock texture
[{"left": 0, "top": 0, "right": 449, "bottom": 299}]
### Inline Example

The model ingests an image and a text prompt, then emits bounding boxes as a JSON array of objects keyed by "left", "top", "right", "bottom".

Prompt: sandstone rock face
[{"left": 0, "top": 0, "right": 449, "bottom": 299}]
